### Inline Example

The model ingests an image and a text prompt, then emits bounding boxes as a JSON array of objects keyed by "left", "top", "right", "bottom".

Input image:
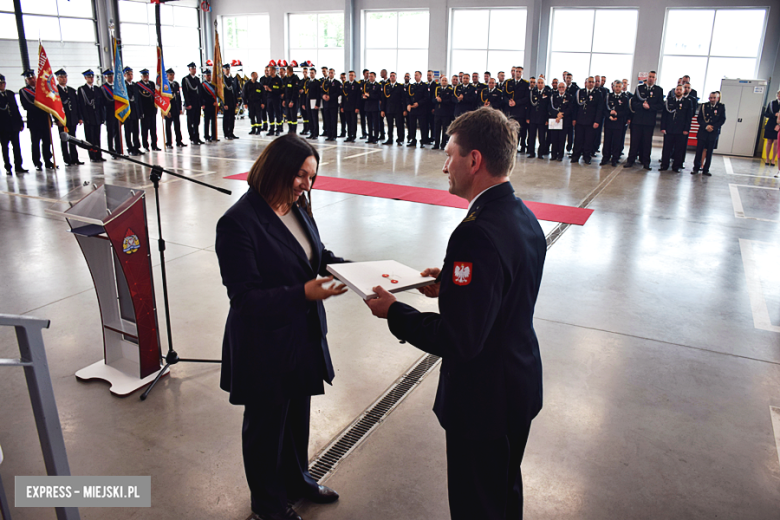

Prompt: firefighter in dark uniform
[
  {"left": 243, "top": 72, "right": 263, "bottom": 135},
  {"left": 564, "top": 73, "right": 578, "bottom": 152},
  {"left": 182, "top": 62, "right": 203, "bottom": 145},
  {"left": 341, "top": 70, "right": 359, "bottom": 142},
  {"left": 481, "top": 78, "right": 503, "bottom": 111},
  {"left": 305, "top": 68, "right": 321, "bottom": 139},
  {"left": 284, "top": 66, "right": 300, "bottom": 134},
  {"left": 377, "top": 69, "right": 388, "bottom": 141},
  {"left": 358, "top": 69, "right": 368, "bottom": 139},
  {"left": 624, "top": 71, "right": 663, "bottom": 170},
  {"left": 453, "top": 74, "right": 475, "bottom": 118},
  {"left": 222, "top": 64, "right": 239, "bottom": 139},
  {"left": 571, "top": 77, "right": 603, "bottom": 165},
  {"left": 164, "top": 68, "right": 186, "bottom": 148},
  {"left": 19, "top": 70, "right": 55, "bottom": 170},
  {"left": 432, "top": 76, "right": 455, "bottom": 150},
  {"left": 504, "top": 67, "right": 530, "bottom": 153},
  {"left": 381, "top": 71, "right": 404, "bottom": 146},
  {"left": 264, "top": 66, "right": 283, "bottom": 136},
  {"left": 260, "top": 66, "right": 270, "bottom": 132},
  {"left": 200, "top": 69, "right": 219, "bottom": 142},
  {"left": 591, "top": 76, "right": 608, "bottom": 156},
  {"left": 137, "top": 69, "right": 160, "bottom": 151},
  {"left": 322, "top": 68, "right": 341, "bottom": 141},
  {"left": 526, "top": 77, "right": 548, "bottom": 159},
  {"left": 548, "top": 81, "right": 573, "bottom": 161},
  {"left": 600, "top": 81, "right": 629, "bottom": 167},
  {"left": 123, "top": 67, "right": 143, "bottom": 156},
  {"left": 99, "top": 69, "right": 121, "bottom": 155},
  {"left": 406, "top": 71, "right": 430, "bottom": 148},
  {"left": 426, "top": 70, "right": 438, "bottom": 145},
  {"left": 692, "top": 92, "right": 726, "bottom": 176},
  {"left": 363, "top": 72, "right": 382, "bottom": 144},
  {"left": 660, "top": 84, "right": 692, "bottom": 173},
  {"left": 298, "top": 67, "right": 309, "bottom": 135},
  {"left": 338, "top": 72, "right": 348, "bottom": 138},
  {"left": 367, "top": 108, "right": 546, "bottom": 520},
  {"left": 54, "top": 69, "right": 82, "bottom": 166},
  {"left": 0, "top": 73, "right": 27, "bottom": 174},
  {"left": 77, "top": 69, "right": 104, "bottom": 162}
]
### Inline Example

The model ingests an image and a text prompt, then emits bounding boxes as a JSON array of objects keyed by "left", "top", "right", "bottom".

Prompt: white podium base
[{"left": 76, "top": 359, "right": 169, "bottom": 396}]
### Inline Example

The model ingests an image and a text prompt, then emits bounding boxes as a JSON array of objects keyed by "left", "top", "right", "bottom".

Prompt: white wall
[{"left": 0, "top": 40, "right": 100, "bottom": 93}]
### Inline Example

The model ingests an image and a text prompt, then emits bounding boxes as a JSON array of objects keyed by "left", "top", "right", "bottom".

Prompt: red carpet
[{"left": 224, "top": 173, "right": 593, "bottom": 226}]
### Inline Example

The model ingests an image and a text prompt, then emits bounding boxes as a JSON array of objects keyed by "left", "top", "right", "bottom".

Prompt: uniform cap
[
  {"left": 222, "top": 63, "right": 230, "bottom": 69},
  {"left": 102, "top": 69, "right": 113, "bottom": 76},
  {"left": 187, "top": 62, "right": 197, "bottom": 68},
  {"left": 54, "top": 69, "right": 67, "bottom": 77},
  {"left": 0, "top": 74, "right": 5, "bottom": 82},
  {"left": 202, "top": 69, "right": 211, "bottom": 75},
  {"left": 123, "top": 66, "right": 133, "bottom": 73},
  {"left": 22, "top": 69, "right": 35, "bottom": 78},
  {"left": 139, "top": 68, "right": 150, "bottom": 75},
  {"left": 82, "top": 69, "right": 94, "bottom": 77},
  {"left": 166, "top": 68, "right": 175, "bottom": 74}
]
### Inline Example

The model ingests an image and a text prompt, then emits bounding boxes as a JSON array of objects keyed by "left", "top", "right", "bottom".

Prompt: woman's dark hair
[{"left": 246, "top": 134, "right": 320, "bottom": 216}]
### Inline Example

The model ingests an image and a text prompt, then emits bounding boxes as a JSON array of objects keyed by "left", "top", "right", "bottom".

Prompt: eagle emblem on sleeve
[{"left": 453, "top": 262, "right": 472, "bottom": 286}]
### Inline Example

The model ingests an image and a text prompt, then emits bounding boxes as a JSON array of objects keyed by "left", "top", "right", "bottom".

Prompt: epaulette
[{"left": 461, "top": 203, "right": 486, "bottom": 223}]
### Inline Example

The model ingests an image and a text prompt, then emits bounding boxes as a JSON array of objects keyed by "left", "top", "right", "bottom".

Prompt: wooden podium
[{"left": 50, "top": 185, "right": 167, "bottom": 395}]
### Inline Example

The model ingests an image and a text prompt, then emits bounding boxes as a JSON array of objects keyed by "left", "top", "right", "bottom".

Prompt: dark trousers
[
  {"left": 0, "top": 131, "right": 23, "bottom": 170},
  {"left": 433, "top": 115, "right": 453, "bottom": 147},
  {"left": 426, "top": 110, "right": 434, "bottom": 142},
  {"left": 83, "top": 123, "right": 101, "bottom": 159},
  {"left": 572, "top": 124, "right": 595, "bottom": 161},
  {"left": 106, "top": 118, "right": 121, "bottom": 153},
  {"left": 344, "top": 109, "right": 357, "bottom": 139},
  {"left": 527, "top": 123, "right": 546, "bottom": 156},
  {"left": 593, "top": 123, "right": 603, "bottom": 153},
  {"left": 602, "top": 126, "right": 625, "bottom": 163},
  {"left": 386, "top": 111, "right": 404, "bottom": 142},
  {"left": 308, "top": 107, "right": 320, "bottom": 137},
  {"left": 324, "top": 107, "right": 338, "bottom": 139},
  {"left": 141, "top": 112, "right": 157, "bottom": 149},
  {"left": 446, "top": 421, "right": 532, "bottom": 520},
  {"left": 377, "top": 112, "right": 385, "bottom": 139},
  {"left": 565, "top": 121, "right": 575, "bottom": 151},
  {"left": 261, "top": 104, "right": 268, "bottom": 129},
  {"left": 286, "top": 101, "right": 299, "bottom": 134},
  {"left": 243, "top": 396, "right": 319, "bottom": 515},
  {"left": 164, "top": 114, "right": 183, "bottom": 145},
  {"left": 408, "top": 112, "right": 427, "bottom": 144},
  {"left": 124, "top": 118, "right": 141, "bottom": 152},
  {"left": 661, "top": 133, "right": 687, "bottom": 170},
  {"left": 59, "top": 125, "right": 79, "bottom": 163},
  {"left": 203, "top": 108, "right": 217, "bottom": 140},
  {"left": 694, "top": 134, "right": 717, "bottom": 172},
  {"left": 549, "top": 129, "right": 566, "bottom": 159},
  {"left": 300, "top": 104, "right": 309, "bottom": 133},
  {"left": 339, "top": 108, "right": 347, "bottom": 136},
  {"left": 359, "top": 108, "right": 367, "bottom": 137},
  {"left": 366, "top": 111, "right": 379, "bottom": 141},
  {"left": 223, "top": 106, "right": 236, "bottom": 137},
  {"left": 267, "top": 99, "right": 282, "bottom": 134},
  {"left": 248, "top": 102, "right": 261, "bottom": 131},
  {"left": 520, "top": 120, "right": 530, "bottom": 151},
  {"left": 627, "top": 124, "right": 654, "bottom": 166},
  {"left": 186, "top": 107, "right": 201, "bottom": 142},
  {"left": 30, "top": 127, "right": 53, "bottom": 166}
]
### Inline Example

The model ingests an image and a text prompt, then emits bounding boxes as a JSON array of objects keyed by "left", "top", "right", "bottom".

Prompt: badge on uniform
[{"left": 453, "top": 262, "right": 472, "bottom": 286}]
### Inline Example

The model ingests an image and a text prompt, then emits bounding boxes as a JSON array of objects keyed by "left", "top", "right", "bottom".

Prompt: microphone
[{"left": 60, "top": 132, "right": 97, "bottom": 150}]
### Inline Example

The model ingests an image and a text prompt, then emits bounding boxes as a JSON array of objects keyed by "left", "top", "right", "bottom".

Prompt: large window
[
  {"left": 119, "top": 0, "right": 200, "bottom": 77},
  {"left": 19, "top": 0, "right": 96, "bottom": 43},
  {"left": 363, "top": 10, "right": 429, "bottom": 77},
  {"left": 548, "top": 8, "right": 637, "bottom": 86},
  {"left": 288, "top": 12, "right": 344, "bottom": 71},
  {"left": 221, "top": 15, "right": 271, "bottom": 75},
  {"left": 659, "top": 8, "right": 767, "bottom": 97},
  {"left": 0, "top": 0, "right": 17, "bottom": 41},
  {"left": 449, "top": 8, "right": 526, "bottom": 78}
]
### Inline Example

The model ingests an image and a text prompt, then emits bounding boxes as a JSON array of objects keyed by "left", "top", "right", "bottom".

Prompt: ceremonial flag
[
  {"left": 112, "top": 37, "right": 131, "bottom": 123},
  {"left": 213, "top": 28, "right": 224, "bottom": 103},
  {"left": 154, "top": 46, "right": 172, "bottom": 116},
  {"left": 33, "top": 42, "right": 66, "bottom": 127}
]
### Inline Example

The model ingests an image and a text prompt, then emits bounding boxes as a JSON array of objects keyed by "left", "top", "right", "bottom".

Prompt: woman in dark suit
[{"left": 216, "top": 134, "right": 347, "bottom": 520}]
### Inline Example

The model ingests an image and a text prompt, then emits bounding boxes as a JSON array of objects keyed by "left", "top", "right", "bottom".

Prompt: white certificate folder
[{"left": 327, "top": 260, "right": 436, "bottom": 300}]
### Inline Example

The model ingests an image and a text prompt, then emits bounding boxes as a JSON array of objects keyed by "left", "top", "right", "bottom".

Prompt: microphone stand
[{"left": 64, "top": 134, "right": 230, "bottom": 400}]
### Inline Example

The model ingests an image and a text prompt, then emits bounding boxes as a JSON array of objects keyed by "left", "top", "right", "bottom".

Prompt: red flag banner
[
  {"left": 34, "top": 42, "right": 66, "bottom": 127},
  {"left": 154, "top": 47, "right": 171, "bottom": 116}
]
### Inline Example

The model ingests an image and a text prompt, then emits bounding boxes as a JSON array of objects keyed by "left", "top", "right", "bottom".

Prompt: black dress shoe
[
  {"left": 35, "top": 164, "right": 43, "bottom": 171},
  {"left": 345, "top": 138, "right": 355, "bottom": 143},
  {"left": 338, "top": 134, "right": 346, "bottom": 138},
  {"left": 623, "top": 162, "right": 634, "bottom": 168},
  {"left": 212, "top": 138, "right": 220, "bottom": 142},
  {"left": 382, "top": 140, "right": 393, "bottom": 145},
  {"left": 611, "top": 161, "right": 618, "bottom": 167},
  {"left": 702, "top": 171, "right": 711, "bottom": 176},
  {"left": 557, "top": 157, "right": 563, "bottom": 162},
  {"left": 643, "top": 165, "right": 652, "bottom": 170},
  {"left": 527, "top": 153, "right": 535, "bottom": 158},
  {"left": 583, "top": 159, "right": 591, "bottom": 164},
  {"left": 672, "top": 168, "right": 680, "bottom": 173},
  {"left": 599, "top": 160, "right": 609, "bottom": 166},
  {"left": 177, "top": 142, "right": 187, "bottom": 147},
  {"left": 407, "top": 141, "right": 417, "bottom": 147},
  {"left": 45, "top": 163, "right": 57, "bottom": 169},
  {"left": 251, "top": 507, "right": 302, "bottom": 520},
  {"left": 5, "top": 168, "right": 11, "bottom": 175},
  {"left": 301, "top": 485, "right": 339, "bottom": 504},
  {"left": 165, "top": 144, "right": 173, "bottom": 149},
  {"left": 152, "top": 147, "right": 162, "bottom": 151},
  {"left": 659, "top": 166, "right": 668, "bottom": 171},
  {"left": 432, "top": 144, "right": 440, "bottom": 150},
  {"left": 232, "top": 135, "right": 240, "bottom": 139},
  {"left": 691, "top": 168, "right": 699, "bottom": 174}
]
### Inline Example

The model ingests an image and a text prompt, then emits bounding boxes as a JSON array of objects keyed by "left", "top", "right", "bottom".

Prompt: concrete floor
[{"left": 1, "top": 120, "right": 779, "bottom": 519}]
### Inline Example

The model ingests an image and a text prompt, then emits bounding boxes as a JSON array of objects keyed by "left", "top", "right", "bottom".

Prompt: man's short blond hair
[{"left": 446, "top": 107, "right": 519, "bottom": 177}]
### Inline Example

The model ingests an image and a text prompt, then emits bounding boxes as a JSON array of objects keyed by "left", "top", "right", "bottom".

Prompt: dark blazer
[
  {"left": 661, "top": 96, "right": 692, "bottom": 134},
  {"left": 77, "top": 83, "right": 102, "bottom": 126},
  {"left": 216, "top": 188, "right": 345, "bottom": 405},
  {"left": 387, "top": 182, "right": 546, "bottom": 437},
  {"left": 697, "top": 102, "right": 726, "bottom": 141},
  {"left": 574, "top": 88, "right": 603, "bottom": 126},
  {"left": 382, "top": 82, "right": 405, "bottom": 114}
]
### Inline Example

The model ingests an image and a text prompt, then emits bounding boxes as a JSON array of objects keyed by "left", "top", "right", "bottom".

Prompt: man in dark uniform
[
  {"left": 305, "top": 68, "right": 321, "bottom": 140},
  {"left": 19, "top": 70, "right": 55, "bottom": 170},
  {"left": 0, "top": 73, "right": 27, "bottom": 174},
  {"left": 591, "top": 75, "right": 608, "bottom": 156},
  {"left": 321, "top": 68, "right": 341, "bottom": 141},
  {"left": 123, "top": 67, "right": 143, "bottom": 156},
  {"left": 363, "top": 72, "right": 382, "bottom": 144},
  {"left": 339, "top": 72, "right": 348, "bottom": 138},
  {"left": 480, "top": 78, "right": 503, "bottom": 112},
  {"left": 200, "top": 69, "right": 219, "bottom": 142},
  {"left": 403, "top": 72, "right": 412, "bottom": 137},
  {"left": 682, "top": 75, "right": 698, "bottom": 102},
  {"left": 453, "top": 74, "right": 473, "bottom": 119},
  {"left": 341, "top": 70, "right": 359, "bottom": 142},
  {"left": 382, "top": 71, "right": 405, "bottom": 146},
  {"left": 660, "top": 84, "right": 692, "bottom": 173},
  {"left": 283, "top": 66, "right": 301, "bottom": 135},
  {"left": 222, "top": 64, "right": 239, "bottom": 139},
  {"left": 137, "top": 69, "right": 160, "bottom": 151},
  {"left": 54, "top": 69, "right": 83, "bottom": 165},
  {"left": 548, "top": 81, "right": 573, "bottom": 161},
  {"left": 526, "top": 77, "right": 548, "bottom": 158},
  {"left": 564, "top": 73, "right": 578, "bottom": 152},
  {"left": 504, "top": 67, "right": 530, "bottom": 153},
  {"left": 358, "top": 69, "right": 369, "bottom": 139},
  {"left": 243, "top": 72, "right": 263, "bottom": 135},
  {"left": 692, "top": 92, "right": 726, "bottom": 176},
  {"left": 432, "top": 76, "right": 454, "bottom": 150},
  {"left": 425, "top": 70, "right": 439, "bottom": 145},
  {"left": 77, "top": 69, "right": 104, "bottom": 161},
  {"left": 377, "top": 69, "right": 388, "bottom": 141},
  {"left": 182, "top": 62, "right": 203, "bottom": 145},
  {"left": 600, "top": 81, "right": 629, "bottom": 167},
  {"left": 99, "top": 69, "right": 121, "bottom": 155},
  {"left": 164, "top": 68, "right": 186, "bottom": 148},
  {"left": 624, "top": 71, "right": 663, "bottom": 170},
  {"left": 368, "top": 107, "right": 546, "bottom": 520},
  {"left": 264, "top": 66, "right": 283, "bottom": 137},
  {"left": 571, "top": 76, "right": 603, "bottom": 165},
  {"left": 406, "top": 71, "right": 430, "bottom": 148}
]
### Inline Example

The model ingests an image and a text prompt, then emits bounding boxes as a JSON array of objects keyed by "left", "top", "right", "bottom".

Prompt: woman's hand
[{"left": 305, "top": 276, "right": 347, "bottom": 301}]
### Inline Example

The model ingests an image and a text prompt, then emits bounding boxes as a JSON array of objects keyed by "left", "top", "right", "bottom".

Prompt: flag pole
[
  {"left": 48, "top": 118, "right": 57, "bottom": 168},
  {"left": 214, "top": 21, "right": 219, "bottom": 142}
]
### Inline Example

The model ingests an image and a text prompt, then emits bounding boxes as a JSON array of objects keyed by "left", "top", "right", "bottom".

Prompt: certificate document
[
  {"left": 548, "top": 118, "right": 563, "bottom": 130},
  {"left": 327, "top": 260, "right": 436, "bottom": 300},
  {"left": 310, "top": 99, "right": 318, "bottom": 109}
]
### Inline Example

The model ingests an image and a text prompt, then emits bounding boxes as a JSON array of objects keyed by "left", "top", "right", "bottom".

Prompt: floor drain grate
[{"left": 308, "top": 353, "right": 441, "bottom": 483}]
